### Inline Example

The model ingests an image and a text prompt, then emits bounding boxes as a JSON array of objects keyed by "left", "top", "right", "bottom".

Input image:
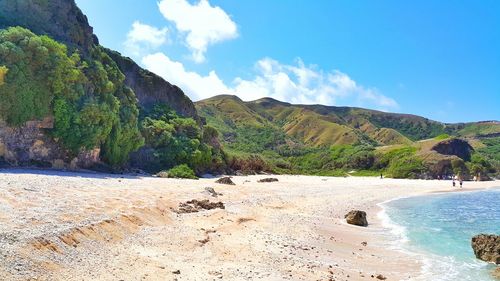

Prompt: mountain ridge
[{"left": 196, "top": 94, "right": 499, "bottom": 146}]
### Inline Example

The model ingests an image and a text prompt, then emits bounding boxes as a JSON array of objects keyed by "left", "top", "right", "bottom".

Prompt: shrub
[
  {"left": 387, "top": 155, "right": 426, "bottom": 179},
  {"left": 164, "top": 164, "right": 197, "bottom": 179},
  {"left": 374, "top": 146, "right": 417, "bottom": 169},
  {"left": 0, "top": 65, "right": 7, "bottom": 85},
  {"left": 229, "top": 154, "right": 269, "bottom": 174},
  {"left": 451, "top": 158, "right": 468, "bottom": 178},
  {"left": 138, "top": 104, "right": 217, "bottom": 173},
  {"left": 434, "top": 134, "right": 450, "bottom": 140},
  {"left": 330, "top": 144, "right": 375, "bottom": 169}
]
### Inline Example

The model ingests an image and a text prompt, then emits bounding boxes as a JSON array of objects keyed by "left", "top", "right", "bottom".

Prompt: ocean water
[{"left": 381, "top": 189, "right": 500, "bottom": 281}]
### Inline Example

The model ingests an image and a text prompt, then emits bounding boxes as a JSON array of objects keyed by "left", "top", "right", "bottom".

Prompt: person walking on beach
[
  {"left": 452, "top": 179, "right": 456, "bottom": 187},
  {"left": 459, "top": 179, "right": 463, "bottom": 188}
]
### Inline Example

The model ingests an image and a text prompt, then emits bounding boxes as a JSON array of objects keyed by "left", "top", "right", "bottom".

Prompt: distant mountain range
[{"left": 196, "top": 94, "right": 499, "bottom": 148}]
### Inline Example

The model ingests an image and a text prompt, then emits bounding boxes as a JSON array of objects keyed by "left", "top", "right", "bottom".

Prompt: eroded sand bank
[{"left": 0, "top": 169, "right": 498, "bottom": 281}]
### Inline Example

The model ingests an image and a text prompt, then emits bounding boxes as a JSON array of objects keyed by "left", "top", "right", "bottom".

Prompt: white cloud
[
  {"left": 124, "top": 21, "right": 169, "bottom": 57},
  {"left": 158, "top": 0, "right": 238, "bottom": 63},
  {"left": 142, "top": 52, "right": 231, "bottom": 100},
  {"left": 233, "top": 58, "right": 399, "bottom": 109},
  {"left": 142, "top": 53, "right": 398, "bottom": 110}
]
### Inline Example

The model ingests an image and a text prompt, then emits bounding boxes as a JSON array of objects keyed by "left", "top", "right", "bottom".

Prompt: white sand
[{"left": 0, "top": 169, "right": 498, "bottom": 281}]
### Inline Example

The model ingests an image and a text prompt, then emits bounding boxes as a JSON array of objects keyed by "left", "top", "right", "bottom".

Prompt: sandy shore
[{"left": 0, "top": 169, "right": 498, "bottom": 281}]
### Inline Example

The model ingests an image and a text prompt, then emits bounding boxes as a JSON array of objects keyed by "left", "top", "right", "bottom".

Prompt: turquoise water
[{"left": 383, "top": 189, "right": 500, "bottom": 281}]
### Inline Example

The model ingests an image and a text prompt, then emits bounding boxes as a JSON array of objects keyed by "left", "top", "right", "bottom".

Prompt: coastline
[
  {"left": 376, "top": 187, "right": 500, "bottom": 281},
  {"left": 0, "top": 169, "right": 498, "bottom": 280}
]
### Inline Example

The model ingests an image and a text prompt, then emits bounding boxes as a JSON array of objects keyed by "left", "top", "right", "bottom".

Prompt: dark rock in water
[
  {"left": 431, "top": 138, "right": 473, "bottom": 161},
  {"left": 471, "top": 234, "right": 500, "bottom": 264},
  {"left": 215, "top": 177, "right": 235, "bottom": 185},
  {"left": 344, "top": 210, "right": 368, "bottom": 227},
  {"left": 258, "top": 178, "right": 279, "bottom": 183}
]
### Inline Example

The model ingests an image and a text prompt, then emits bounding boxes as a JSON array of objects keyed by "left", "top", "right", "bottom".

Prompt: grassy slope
[
  {"left": 196, "top": 95, "right": 499, "bottom": 176},
  {"left": 197, "top": 95, "right": 448, "bottom": 149}
]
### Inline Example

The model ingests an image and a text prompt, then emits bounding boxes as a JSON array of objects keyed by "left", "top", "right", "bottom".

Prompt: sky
[{"left": 75, "top": 0, "right": 500, "bottom": 123}]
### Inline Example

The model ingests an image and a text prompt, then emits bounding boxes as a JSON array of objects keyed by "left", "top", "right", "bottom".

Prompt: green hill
[{"left": 196, "top": 95, "right": 500, "bottom": 178}]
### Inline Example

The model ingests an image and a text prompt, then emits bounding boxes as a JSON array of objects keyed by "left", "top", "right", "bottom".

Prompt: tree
[
  {"left": 0, "top": 27, "right": 143, "bottom": 167},
  {"left": 0, "top": 66, "right": 7, "bottom": 85}
]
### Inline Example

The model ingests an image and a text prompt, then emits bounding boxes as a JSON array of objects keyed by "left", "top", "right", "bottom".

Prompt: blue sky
[{"left": 75, "top": 0, "right": 500, "bottom": 123}]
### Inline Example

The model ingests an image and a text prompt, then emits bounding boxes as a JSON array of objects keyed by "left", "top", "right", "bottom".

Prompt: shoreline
[
  {"left": 0, "top": 169, "right": 498, "bottom": 280},
  {"left": 375, "top": 187, "right": 500, "bottom": 281}
]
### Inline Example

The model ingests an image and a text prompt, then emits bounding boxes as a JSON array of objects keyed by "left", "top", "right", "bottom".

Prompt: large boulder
[
  {"left": 471, "top": 234, "right": 500, "bottom": 264},
  {"left": 345, "top": 210, "right": 368, "bottom": 227}
]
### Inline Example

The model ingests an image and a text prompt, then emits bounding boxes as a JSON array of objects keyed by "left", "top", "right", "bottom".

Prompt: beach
[{"left": 0, "top": 169, "right": 498, "bottom": 281}]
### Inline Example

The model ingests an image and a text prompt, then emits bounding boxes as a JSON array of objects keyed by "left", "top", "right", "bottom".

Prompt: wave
[{"left": 376, "top": 192, "right": 497, "bottom": 281}]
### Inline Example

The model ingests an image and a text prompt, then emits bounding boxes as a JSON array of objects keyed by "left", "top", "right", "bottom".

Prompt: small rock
[
  {"left": 204, "top": 187, "right": 222, "bottom": 197},
  {"left": 172, "top": 270, "right": 181, "bottom": 274},
  {"left": 376, "top": 274, "right": 387, "bottom": 280},
  {"left": 215, "top": 177, "right": 235, "bottom": 185},
  {"left": 257, "top": 178, "right": 279, "bottom": 183},
  {"left": 345, "top": 210, "right": 368, "bottom": 227},
  {"left": 174, "top": 199, "right": 225, "bottom": 214}
]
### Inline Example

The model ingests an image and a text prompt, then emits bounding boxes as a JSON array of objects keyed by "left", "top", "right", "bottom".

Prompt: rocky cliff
[
  {"left": 431, "top": 138, "right": 473, "bottom": 161},
  {"left": 0, "top": 0, "right": 198, "bottom": 120},
  {"left": 0, "top": 0, "right": 97, "bottom": 54},
  {"left": 0, "top": 0, "right": 201, "bottom": 170},
  {"left": 0, "top": 118, "right": 99, "bottom": 169},
  {"left": 105, "top": 49, "right": 198, "bottom": 119}
]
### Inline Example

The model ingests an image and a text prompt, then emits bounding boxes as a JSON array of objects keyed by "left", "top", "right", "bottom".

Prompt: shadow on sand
[{"left": 0, "top": 168, "right": 150, "bottom": 180}]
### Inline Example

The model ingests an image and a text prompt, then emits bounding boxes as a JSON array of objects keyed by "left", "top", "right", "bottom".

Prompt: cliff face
[
  {"left": 432, "top": 138, "right": 473, "bottom": 161},
  {"left": 0, "top": 119, "right": 99, "bottom": 169},
  {"left": 105, "top": 49, "right": 199, "bottom": 119},
  {"left": 0, "top": 0, "right": 198, "bottom": 120},
  {"left": 0, "top": 0, "right": 97, "bottom": 53}
]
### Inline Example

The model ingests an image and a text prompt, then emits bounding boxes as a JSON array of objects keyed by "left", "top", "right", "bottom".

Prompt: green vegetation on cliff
[
  {"left": 0, "top": 27, "right": 223, "bottom": 173},
  {"left": 138, "top": 104, "right": 218, "bottom": 173},
  {"left": 0, "top": 27, "right": 143, "bottom": 166},
  {"left": 0, "top": 65, "right": 7, "bottom": 85}
]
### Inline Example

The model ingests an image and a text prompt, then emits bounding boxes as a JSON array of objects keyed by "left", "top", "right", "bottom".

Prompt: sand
[{"left": 0, "top": 169, "right": 498, "bottom": 281}]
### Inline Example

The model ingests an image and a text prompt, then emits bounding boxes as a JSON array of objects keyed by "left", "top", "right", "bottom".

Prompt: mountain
[
  {"left": 196, "top": 95, "right": 499, "bottom": 147},
  {"left": 0, "top": 0, "right": 219, "bottom": 174},
  {"left": 196, "top": 95, "right": 500, "bottom": 178}
]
